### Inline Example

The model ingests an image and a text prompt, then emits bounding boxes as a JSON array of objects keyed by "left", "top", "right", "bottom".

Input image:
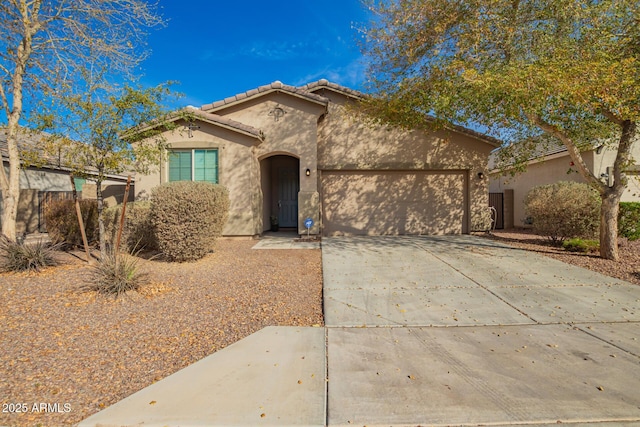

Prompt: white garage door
[{"left": 321, "top": 170, "right": 468, "bottom": 236}]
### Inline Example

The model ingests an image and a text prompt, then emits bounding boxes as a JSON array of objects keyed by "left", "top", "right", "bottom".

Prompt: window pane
[
  {"left": 169, "top": 151, "right": 192, "bottom": 181},
  {"left": 194, "top": 149, "right": 218, "bottom": 183}
]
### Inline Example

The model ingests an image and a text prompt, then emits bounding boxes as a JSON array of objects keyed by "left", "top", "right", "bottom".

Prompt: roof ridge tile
[{"left": 200, "top": 80, "right": 329, "bottom": 112}]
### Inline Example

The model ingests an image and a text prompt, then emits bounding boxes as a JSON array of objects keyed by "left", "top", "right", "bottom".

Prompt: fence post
[
  {"left": 115, "top": 176, "right": 132, "bottom": 252},
  {"left": 69, "top": 174, "right": 92, "bottom": 263}
]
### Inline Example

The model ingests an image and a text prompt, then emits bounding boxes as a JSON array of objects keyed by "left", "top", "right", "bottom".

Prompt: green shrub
[
  {"left": 150, "top": 181, "right": 229, "bottom": 262},
  {"left": 104, "top": 201, "right": 158, "bottom": 252},
  {"left": 619, "top": 202, "right": 640, "bottom": 241},
  {"left": 524, "top": 181, "right": 601, "bottom": 243},
  {"left": 562, "top": 238, "right": 599, "bottom": 253},
  {"left": 44, "top": 199, "right": 99, "bottom": 247},
  {"left": 84, "top": 250, "right": 147, "bottom": 297},
  {"left": 0, "top": 237, "right": 60, "bottom": 272}
]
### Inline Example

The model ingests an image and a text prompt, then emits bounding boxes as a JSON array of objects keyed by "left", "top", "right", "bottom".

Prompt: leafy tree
[
  {"left": 361, "top": 0, "right": 639, "bottom": 260},
  {"left": 34, "top": 73, "right": 179, "bottom": 256},
  {"left": 0, "top": 0, "right": 164, "bottom": 241}
]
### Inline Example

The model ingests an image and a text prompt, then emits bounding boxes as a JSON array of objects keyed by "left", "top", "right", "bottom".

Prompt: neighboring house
[
  {"left": 489, "top": 139, "right": 640, "bottom": 229},
  {"left": 135, "top": 80, "right": 501, "bottom": 237},
  {"left": 0, "top": 128, "right": 132, "bottom": 234}
]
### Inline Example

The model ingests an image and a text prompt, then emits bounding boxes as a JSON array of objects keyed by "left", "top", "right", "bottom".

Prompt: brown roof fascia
[
  {"left": 185, "top": 108, "right": 264, "bottom": 142},
  {"left": 133, "top": 107, "right": 265, "bottom": 143}
]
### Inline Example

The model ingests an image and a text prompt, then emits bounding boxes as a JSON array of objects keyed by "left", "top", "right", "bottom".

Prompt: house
[
  {"left": 489, "top": 139, "right": 640, "bottom": 229},
  {"left": 0, "top": 127, "right": 133, "bottom": 234},
  {"left": 135, "top": 80, "right": 501, "bottom": 237}
]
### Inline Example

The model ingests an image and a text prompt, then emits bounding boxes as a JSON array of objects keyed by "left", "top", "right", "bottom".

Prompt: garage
[{"left": 321, "top": 170, "right": 468, "bottom": 236}]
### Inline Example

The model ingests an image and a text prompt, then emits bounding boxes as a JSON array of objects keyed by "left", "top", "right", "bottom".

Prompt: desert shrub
[
  {"left": 0, "top": 237, "right": 60, "bottom": 272},
  {"left": 150, "top": 181, "right": 229, "bottom": 262},
  {"left": 562, "top": 238, "right": 599, "bottom": 253},
  {"left": 471, "top": 207, "right": 493, "bottom": 232},
  {"left": 84, "top": 250, "right": 147, "bottom": 297},
  {"left": 524, "top": 181, "right": 600, "bottom": 243},
  {"left": 44, "top": 199, "right": 99, "bottom": 247},
  {"left": 619, "top": 202, "right": 640, "bottom": 241},
  {"left": 104, "top": 201, "right": 158, "bottom": 252}
]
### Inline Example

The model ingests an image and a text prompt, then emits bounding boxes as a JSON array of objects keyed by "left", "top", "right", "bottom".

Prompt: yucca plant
[
  {"left": 85, "top": 250, "right": 147, "bottom": 297},
  {"left": 0, "top": 236, "right": 60, "bottom": 272}
]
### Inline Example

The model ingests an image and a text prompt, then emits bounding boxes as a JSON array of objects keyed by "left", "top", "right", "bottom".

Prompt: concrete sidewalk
[{"left": 78, "top": 235, "right": 640, "bottom": 427}]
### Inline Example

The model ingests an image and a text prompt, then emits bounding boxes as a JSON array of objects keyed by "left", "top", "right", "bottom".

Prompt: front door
[{"left": 277, "top": 167, "right": 299, "bottom": 227}]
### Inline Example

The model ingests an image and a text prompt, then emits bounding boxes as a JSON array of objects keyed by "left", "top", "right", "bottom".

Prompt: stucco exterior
[
  {"left": 135, "top": 80, "right": 500, "bottom": 237},
  {"left": 489, "top": 141, "right": 640, "bottom": 227}
]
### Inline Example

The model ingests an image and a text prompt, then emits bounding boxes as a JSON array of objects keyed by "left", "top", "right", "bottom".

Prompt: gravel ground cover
[
  {"left": 479, "top": 229, "right": 640, "bottom": 286},
  {"left": 0, "top": 239, "right": 323, "bottom": 427}
]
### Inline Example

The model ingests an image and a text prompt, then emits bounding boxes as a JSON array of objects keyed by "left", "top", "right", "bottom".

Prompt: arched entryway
[{"left": 260, "top": 155, "right": 300, "bottom": 232}]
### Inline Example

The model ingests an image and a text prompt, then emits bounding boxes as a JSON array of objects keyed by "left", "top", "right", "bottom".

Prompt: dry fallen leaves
[{"left": 0, "top": 240, "right": 323, "bottom": 427}]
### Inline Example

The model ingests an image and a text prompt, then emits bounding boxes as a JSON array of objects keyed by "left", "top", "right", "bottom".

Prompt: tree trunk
[
  {"left": 1, "top": 125, "right": 23, "bottom": 242},
  {"left": 599, "top": 192, "right": 620, "bottom": 261},
  {"left": 1, "top": 192, "right": 18, "bottom": 242},
  {"left": 96, "top": 179, "right": 106, "bottom": 257}
]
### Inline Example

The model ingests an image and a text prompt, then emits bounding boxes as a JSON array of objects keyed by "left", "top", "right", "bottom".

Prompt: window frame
[{"left": 168, "top": 148, "right": 219, "bottom": 184}]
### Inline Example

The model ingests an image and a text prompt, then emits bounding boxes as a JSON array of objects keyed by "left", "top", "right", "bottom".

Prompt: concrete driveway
[
  {"left": 324, "top": 235, "right": 640, "bottom": 426},
  {"left": 79, "top": 235, "right": 640, "bottom": 427}
]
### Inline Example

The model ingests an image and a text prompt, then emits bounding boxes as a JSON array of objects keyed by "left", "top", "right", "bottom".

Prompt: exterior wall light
[
  {"left": 306, "top": 168, "right": 311, "bottom": 176},
  {"left": 477, "top": 172, "right": 485, "bottom": 179}
]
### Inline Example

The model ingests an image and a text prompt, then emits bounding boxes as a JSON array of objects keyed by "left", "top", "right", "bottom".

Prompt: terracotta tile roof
[
  {"left": 197, "top": 79, "right": 501, "bottom": 148},
  {"left": 298, "top": 79, "right": 365, "bottom": 99},
  {"left": 0, "top": 127, "right": 131, "bottom": 180},
  {"left": 200, "top": 81, "right": 329, "bottom": 112},
  {"left": 489, "top": 138, "right": 578, "bottom": 170},
  {"left": 301, "top": 80, "right": 500, "bottom": 147},
  {"left": 0, "top": 127, "right": 63, "bottom": 168}
]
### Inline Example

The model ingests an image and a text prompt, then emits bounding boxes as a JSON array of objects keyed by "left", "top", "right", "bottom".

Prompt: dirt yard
[
  {"left": 0, "top": 239, "right": 323, "bottom": 427},
  {"left": 479, "top": 229, "right": 640, "bottom": 286}
]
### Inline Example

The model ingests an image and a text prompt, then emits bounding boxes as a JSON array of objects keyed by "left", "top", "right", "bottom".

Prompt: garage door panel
[{"left": 322, "top": 171, "right": 467, "bottom": 236}]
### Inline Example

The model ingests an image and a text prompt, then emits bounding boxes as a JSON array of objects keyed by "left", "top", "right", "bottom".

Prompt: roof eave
[{"left": 132, "top": 108, "right": 265, "bottom": 143}]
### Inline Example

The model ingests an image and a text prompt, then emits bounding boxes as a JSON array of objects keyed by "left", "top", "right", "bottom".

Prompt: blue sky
[{"left": 142, "top": 0, "right": 371, "bottom": 109}]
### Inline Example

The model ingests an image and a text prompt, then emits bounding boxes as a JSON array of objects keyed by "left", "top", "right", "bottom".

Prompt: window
[{"left": 168, "top": 149, "right": 218, "bottom": 183}]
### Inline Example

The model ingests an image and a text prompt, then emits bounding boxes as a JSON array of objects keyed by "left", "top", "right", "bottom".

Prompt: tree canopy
[
  {"left": 0, "top": 0, "right": 164, "bottom": 241},
  {"left": 31, "top": 69, "right": 180, "bottom": 254},
  {"left": 361, "top": 0, "right": 639, "bottom": 260}
]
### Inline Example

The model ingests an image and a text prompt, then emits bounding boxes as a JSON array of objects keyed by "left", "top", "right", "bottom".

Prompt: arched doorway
[{"left": 260, "top": 155, "right": 300, "bottom": 232}]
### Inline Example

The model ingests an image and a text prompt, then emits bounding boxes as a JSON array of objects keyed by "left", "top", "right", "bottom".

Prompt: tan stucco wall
[
  {"left": 595, "top": 143, "right": 640, "bottom": 201},
  {"left": 490, "top": 152, "right": 594, "bottom": 227},
  {"left": 318, "top": 102, "right": 495, "bottom": 233},
  {"left": 218, "top": 92, "right": 324, "bottom": 191},
  {"left": 135, "top": 121, "right": 260, "bottom": 236},
  {"left": 490, "top": 140, "right": 640, "bottom": 228},
  {"left": 135, "top": 89, "right": 497, "bottom": 237},
  {"left": 216, "top": 93, "right": 325, "bottom": 233},
  {"left": 82, "top": 183, "right": 134, "bottom": 208}
]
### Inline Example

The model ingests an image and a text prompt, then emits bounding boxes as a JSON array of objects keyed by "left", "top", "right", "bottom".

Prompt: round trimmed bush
[
  {"left": 525, "top": 181, "right": 600, "bottom": 243},
  {"left": 150, "top": 181, "right": 229, "bottom": 262}
]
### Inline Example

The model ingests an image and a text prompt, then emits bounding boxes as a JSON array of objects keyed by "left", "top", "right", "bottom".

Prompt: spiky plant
[
  {"left": 85, "top": 250, "right": 147, "bottom": 297},
  {"left": 0, "top": 236, "right": 60, "bottom": 272}
]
